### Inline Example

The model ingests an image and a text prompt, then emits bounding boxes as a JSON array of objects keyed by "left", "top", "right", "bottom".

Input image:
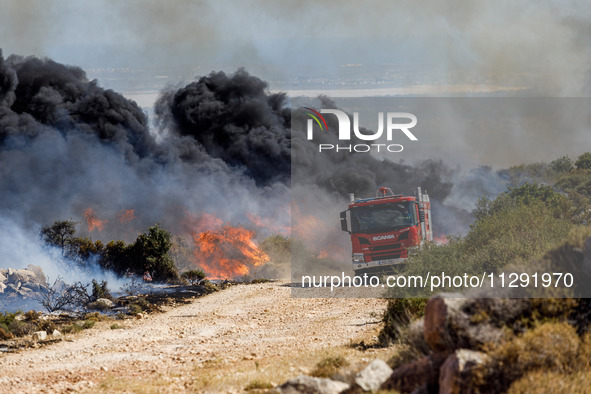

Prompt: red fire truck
[{"left": 340, "top": 187, "right": 433, "bottom": 275}]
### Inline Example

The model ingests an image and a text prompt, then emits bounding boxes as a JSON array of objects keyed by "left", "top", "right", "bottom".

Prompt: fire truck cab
[{"left": 340, "top": 187, "right": 433, "bottom": 275}]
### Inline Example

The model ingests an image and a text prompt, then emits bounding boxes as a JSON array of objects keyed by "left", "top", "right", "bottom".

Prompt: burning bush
[
  {"left": 191, "top": 225, "right": 269, "bottom": 279},
  {"left": 181, "top": 269, "right": 206, "bottom": 285}
]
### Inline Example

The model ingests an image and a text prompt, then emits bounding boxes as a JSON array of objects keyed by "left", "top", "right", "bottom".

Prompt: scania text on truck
[{"left": 340, "top": 187, "right": 433, "bottom": 275}]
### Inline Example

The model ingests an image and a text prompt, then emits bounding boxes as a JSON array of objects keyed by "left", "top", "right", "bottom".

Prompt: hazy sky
[{"left": 1, "top": 0, "right": 591, "bottom": 95}]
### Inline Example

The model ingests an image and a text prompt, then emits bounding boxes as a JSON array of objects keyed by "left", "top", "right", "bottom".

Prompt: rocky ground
[
  {"left": 0, "top": 266, "right": 49, "bottom": 312},
  {"left": 0, "top": 282, "right": 393, "bottom": 393}
]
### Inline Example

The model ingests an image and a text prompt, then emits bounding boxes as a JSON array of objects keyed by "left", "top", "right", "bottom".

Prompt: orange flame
[
  {"left": 247, "top": 213, "right": 290, "bottom": 236},
  {"left": 83, "top": 208, "right": 107, "bottom": 232},
  {"left": 433, "top": 235, "right": 449, "bottom": 245},
  {"left": 184, "top": 212, "right": 223, "bottom": 233},
  {"left": 291, "top": 203, "right": 347, "bottom": 260},
  {"left": 191, "top": 225, "right": 269, "bottom": 279},
  {"left": 118, "top": 209, "right": 136, "bottom": 223}
]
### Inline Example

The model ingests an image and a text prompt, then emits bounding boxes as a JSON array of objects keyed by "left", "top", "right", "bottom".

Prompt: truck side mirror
[
  {"left": 418, "top": 203, "right": 425, "bottom": 223},
  {"left": 340, "top": 211, "right": 350, "bottom": 233}
]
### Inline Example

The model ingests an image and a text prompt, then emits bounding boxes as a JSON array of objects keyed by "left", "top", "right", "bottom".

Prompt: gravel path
[{"left": 0, "top": 282, "right": 389, "bottom": 393}]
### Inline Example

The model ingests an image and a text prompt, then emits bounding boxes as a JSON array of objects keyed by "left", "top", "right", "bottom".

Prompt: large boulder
[
  {"left": 88, "top": 298, "right": 115, "bottom": 310},
  {"left": 32, "top": 331, "right": 47, "bottom": 341},
  {"left": 6, "top": 269, "right": 40, "bottom": 286},
  {"left": 273, "top": 375, "right": 350, "bottom": 394},
  {"left": 381, "top": 352, "right": 448, "bottom": 393},
  {"left": 423, "top": 295, "right": 510, "bottom": 352},
  {"left": 345, "top": 359, "right": 393, "bottom": 393},
  {"left": 439, "top": 349, "right": 489, "bottom": 394},
  {"left": 26, "top": 265, "right": 47, "bottom": 285},
  {"left": 5, "top": 283, "right": 24, "bottom": 294}
]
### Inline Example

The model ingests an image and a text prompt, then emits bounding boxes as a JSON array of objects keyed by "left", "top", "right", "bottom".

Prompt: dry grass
[
  {"left": 244, "top": 379, "right": 274, "bottom": 391},
  {"left": 93, "top": 345, "right": 398, "bottom": 393},
  {"left": 474, "top": 322, "right": 590, "bottom": 392},
  {"left": 310, "top": 354, "right": 349, "bottom": 378},
  {"left": 97, "top": 375, "right": 181, "bottom": 393},
  {"left": 507, "top": 370, "right": 591, "bottom": 394}
]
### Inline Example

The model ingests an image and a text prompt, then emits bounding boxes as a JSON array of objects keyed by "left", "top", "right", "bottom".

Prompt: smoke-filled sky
[
  {"left": 1, "top": 0, "right": 591, "bottom": 96},
  {"left": 1, "top": 0, "right": 591, "bottom": 282}
]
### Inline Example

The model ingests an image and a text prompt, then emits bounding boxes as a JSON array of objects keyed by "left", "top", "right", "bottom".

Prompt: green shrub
[
  {"left": 379, "top": 298, "right": 427, "bottom": 346},
  {"left": 62, "top": 320, "right": 95, "bottom": 334},
  {"left": 129, "top": 304, "right": 143, "bottom": 315},
  {"left": 8, "top": 320, "right": 35, "bottom": 337},
  {"left": 575, "top": 152, "right": 591, "bottom": 170},
  {"left": 402, "top": 196, "right": 573, "bottom": 295},
  {"left": 62, "top": 323, "right": 83, "bottom": 334},
  {"left": 24, "top": 310, "right": 41, "bottom": 321},
  {"left": 91, "top": 279, "right": 113, "bottom": 301},
  {"left": 129, "top": 223, "right": 179, "bottom": 282},
  {"left": 40, "top": 320, "right": 57, "bottom": 334},
  {"left": 82, "top": 320, "right": 95, "bottom": 329},
  {"left": 550, "top": 155, "right": 574, "bottom": 174},
  {"left": 41, "top": 221, "right": 179, "bottom": 282},
  {"left": 473, "top": 183, "right": 571, "bottom": 221},
  {"left": 0, "top": 311, "right": 18, "bottom": 329},
  {"left": 84, "top": 312, "right": 104, "bottom": 322},
  {"left": 134, "top": 297, "right": 152, "bottom": 311}
]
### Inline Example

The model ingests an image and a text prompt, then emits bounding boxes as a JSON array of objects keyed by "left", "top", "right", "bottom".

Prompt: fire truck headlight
[{"left": 352, "top": 253, "right": 365, "bottom": 263}]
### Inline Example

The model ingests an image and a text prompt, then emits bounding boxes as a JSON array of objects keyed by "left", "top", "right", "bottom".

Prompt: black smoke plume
[
  {"left": 0, "top": 52, "right": 290, "bottom": 249},
  {"left": 1, "top": 53, "right": 156, "bottom": 162},
  {"left": 0, "top": 51, "right": 503, "bottom": 284},
  {"left": 155, "top": 68, "right": 291, "bottom": 186}
]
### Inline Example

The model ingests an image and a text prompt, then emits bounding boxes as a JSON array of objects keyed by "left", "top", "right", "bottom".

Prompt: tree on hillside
[
  {"left": 40, "top": 220, "right": 79, "bottom": 256},
  {"left": 575, "top": 152, "right": 591, "bottom": 170},
  {"left": 129, "top": 223, "right": 179, "bottom": 282},
  {"left": 550, "top": 155, "right": 574, "bottom": 173},
  {"left": 100, "top": 240, "right": 128, "bottom": 274}
]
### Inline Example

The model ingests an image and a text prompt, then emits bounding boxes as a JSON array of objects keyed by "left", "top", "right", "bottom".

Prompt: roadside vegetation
[{"left": 379, "top": 152, "right": 591, "bottom": 392}]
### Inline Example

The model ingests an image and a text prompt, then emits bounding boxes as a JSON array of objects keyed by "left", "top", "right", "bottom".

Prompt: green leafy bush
[
  {"left": 379, "top": 298, "right": 427, "bottom": 346},
  {"left": 575, "top": 152, "right": 591, "bottom": 170},
  {"left": 91, "top": 279, "right": 113, "bottom": 301},
  {"left": 550, "top": 155, "right": 574, "bottom": 174},
  {"left": 400, "top": 185, "right": 574, "bottom": 294},
  {"left": 40, "top": 221, "right": 179, "bottom": 282}
]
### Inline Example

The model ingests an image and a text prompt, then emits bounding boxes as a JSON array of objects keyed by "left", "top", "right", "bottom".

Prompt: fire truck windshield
[{"left": 350, "top": 202, "right": 416, "bottom": 234}]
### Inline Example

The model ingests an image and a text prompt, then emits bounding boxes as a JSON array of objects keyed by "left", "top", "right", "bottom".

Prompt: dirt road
[{"left": 0, "top": 282, "right": 393, "bottom": 393}]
